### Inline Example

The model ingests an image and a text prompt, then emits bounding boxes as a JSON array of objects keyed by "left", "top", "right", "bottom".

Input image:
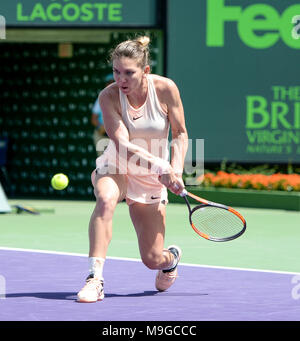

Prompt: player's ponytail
[{"left": 135, "top": 36, "right": 150, "bottom": 49}]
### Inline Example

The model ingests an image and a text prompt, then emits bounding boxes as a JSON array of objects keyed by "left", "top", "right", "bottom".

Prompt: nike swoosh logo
[
  {"left": 133, "top": 116, "right": 143, "bottom": 120},
  {"left": 151, "top": 195, "right": 160, "bottom": 199}
]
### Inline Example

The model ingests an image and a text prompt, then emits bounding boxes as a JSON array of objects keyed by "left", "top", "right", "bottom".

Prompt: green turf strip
[{"left": 1, "top": 199, "right": 299, "bottom": 273}]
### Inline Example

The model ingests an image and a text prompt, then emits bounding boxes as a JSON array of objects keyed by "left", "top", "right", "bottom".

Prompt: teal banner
[
  {"left": 167, "top": 0, "right": 300, "bottom": 163},
  {"left": 1, "top": 0, "right": 157, "bottom": 27}
]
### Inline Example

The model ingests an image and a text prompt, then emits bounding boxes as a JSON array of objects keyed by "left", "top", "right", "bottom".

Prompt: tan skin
[{"left": 88, "top": 57, "right": 188, "bottom": 271}]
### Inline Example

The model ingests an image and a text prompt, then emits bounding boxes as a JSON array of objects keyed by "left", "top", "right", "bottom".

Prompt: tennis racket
[{"left": 180, "top": 189, "right": 246, "bottom": 242}]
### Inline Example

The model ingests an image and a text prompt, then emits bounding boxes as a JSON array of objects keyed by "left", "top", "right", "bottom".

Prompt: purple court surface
[{"left": 0, "top": 248, "right": 299, "bottom": 321}]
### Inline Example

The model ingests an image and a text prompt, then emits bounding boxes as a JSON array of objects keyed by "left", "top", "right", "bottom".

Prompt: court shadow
[
  {"left": 5, "top": 291, "right": 160, "bottom": 301},
  {"left": 106, "top": 291, "right": 207, "bottom": 298},
  {"left": 6, "top": 290, "right": 207, "bottom": 301},
  {"left": 5, "top": 292, "right": 78, "bottom": 301},
  {"left": 105, "top": 291, "right": 159, "bottom": 298}
]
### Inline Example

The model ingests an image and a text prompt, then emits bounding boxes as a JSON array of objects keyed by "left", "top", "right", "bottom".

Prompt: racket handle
[{"left": 180, "top": 189, "right": 188, "bottom": 197}]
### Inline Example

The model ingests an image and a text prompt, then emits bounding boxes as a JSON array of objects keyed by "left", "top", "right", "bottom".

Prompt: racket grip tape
[{"left": 180, "top": 189, "right": 188, "bottom": 197}]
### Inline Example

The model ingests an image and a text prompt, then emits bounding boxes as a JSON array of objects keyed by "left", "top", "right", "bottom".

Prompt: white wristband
[{"left": 152, "top": 158, "right": 171, "bottom": 175}]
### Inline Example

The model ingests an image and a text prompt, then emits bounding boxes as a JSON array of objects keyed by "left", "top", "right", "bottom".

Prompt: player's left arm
[{"left": 165, "top": 79, "right": 189, "bottom": 178}]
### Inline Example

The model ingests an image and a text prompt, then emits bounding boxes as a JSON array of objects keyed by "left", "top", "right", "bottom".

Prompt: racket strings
[{"left": 191, "top": 206, "right": 244, "bottom": 240}]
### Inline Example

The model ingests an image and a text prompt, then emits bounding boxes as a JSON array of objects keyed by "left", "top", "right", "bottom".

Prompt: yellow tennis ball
[{"left": 51, "top": 173, "right": 69, "bottom": 190}]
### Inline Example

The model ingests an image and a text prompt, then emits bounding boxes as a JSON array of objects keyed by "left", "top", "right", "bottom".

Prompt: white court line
[{"left": 0, "top": 246, "right": 299, "bottom": 276}]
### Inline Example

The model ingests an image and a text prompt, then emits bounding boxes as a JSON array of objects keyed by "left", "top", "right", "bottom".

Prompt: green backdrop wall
[
  {"left": 1, "top": 0, "right": 158, "bottom": 27},
  {"left": 167, "top": 0, "right": 300, "bottom": 163}
]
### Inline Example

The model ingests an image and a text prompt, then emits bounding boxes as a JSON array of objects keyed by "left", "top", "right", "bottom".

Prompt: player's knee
[{"left": 95, "top": 194, "right": 118, "bottom": 217}]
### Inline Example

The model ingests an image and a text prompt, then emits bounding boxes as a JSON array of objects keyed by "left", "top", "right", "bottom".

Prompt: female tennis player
[{"left": 77, "top": 36, "right": 188, "bottom": 303}]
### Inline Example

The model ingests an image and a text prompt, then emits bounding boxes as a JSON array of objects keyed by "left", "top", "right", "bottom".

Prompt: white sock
[
  {"left": 88, "top": 257, "right": 105, "bottom": 280},
  {"left": 162, "top": 250, "right": 177, "bottom": 271}
]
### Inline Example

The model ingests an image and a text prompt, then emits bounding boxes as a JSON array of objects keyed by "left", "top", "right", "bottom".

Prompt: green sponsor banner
[
  {"left": 1, "top": 0, "right": 157, "bottom": 27},
  {"left": 245, "top": 87, "right": 300, "bottom": 158},
  {"left": 168, "top": 0, "right": 300, "bottom": 163}
]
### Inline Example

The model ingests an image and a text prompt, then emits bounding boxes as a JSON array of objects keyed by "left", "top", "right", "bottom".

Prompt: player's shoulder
[
  {"left": 150, "top": 74, "right": 180, "bottom": 101},
  {"left": 151, "top": 74, "right": 178, "bottom": 90},
  {"left": 99, "top": 82, "right": 119, "bottom": 103}
]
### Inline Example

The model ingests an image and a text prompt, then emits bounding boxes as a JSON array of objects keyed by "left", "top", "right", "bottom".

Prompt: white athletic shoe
[
  {"left": 77, "top": 274, "right": 104, "bottom": 303},
  {"left": 155, "top": 245, "right": 182, "bottom": 292}
]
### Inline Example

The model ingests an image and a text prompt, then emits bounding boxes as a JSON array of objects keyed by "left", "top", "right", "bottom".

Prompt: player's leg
[
  {"left": 89, "top": 170, "right": 127, "bottom": 259},
  {"left": 77, "top": 170, "right": 127, "bottom": 303},
  {"left": 129, "top": 201, "right": 182, "bottom": 291}
]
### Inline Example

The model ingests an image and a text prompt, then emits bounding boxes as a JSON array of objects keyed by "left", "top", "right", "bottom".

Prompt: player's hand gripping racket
[{"left": 180, "top": 189, "right": 246, "bottom": 242}]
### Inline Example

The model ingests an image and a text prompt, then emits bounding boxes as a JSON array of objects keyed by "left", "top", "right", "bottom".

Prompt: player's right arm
[
  {"left": 98, "top": 86, "right": 181, "bottom": 193},
  {"left": 99, "top": 86, "right": 170, "bottom": 173},
  {"left": 99, "top": 86, "right": 129, "bottom": 151}
]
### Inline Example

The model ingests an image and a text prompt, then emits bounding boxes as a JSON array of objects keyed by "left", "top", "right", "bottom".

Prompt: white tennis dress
[{"left": 96, "top": 74, "right": 170, "bottom": 205}]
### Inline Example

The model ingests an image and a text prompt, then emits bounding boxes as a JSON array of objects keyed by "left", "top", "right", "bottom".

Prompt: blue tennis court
[{"left": 1, "top": 248, "right": 299, "bottom": 321}]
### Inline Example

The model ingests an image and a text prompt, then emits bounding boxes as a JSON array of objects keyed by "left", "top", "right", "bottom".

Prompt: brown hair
[{"left": 110, "top": 36, "right": 151, "bottom": 69}]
